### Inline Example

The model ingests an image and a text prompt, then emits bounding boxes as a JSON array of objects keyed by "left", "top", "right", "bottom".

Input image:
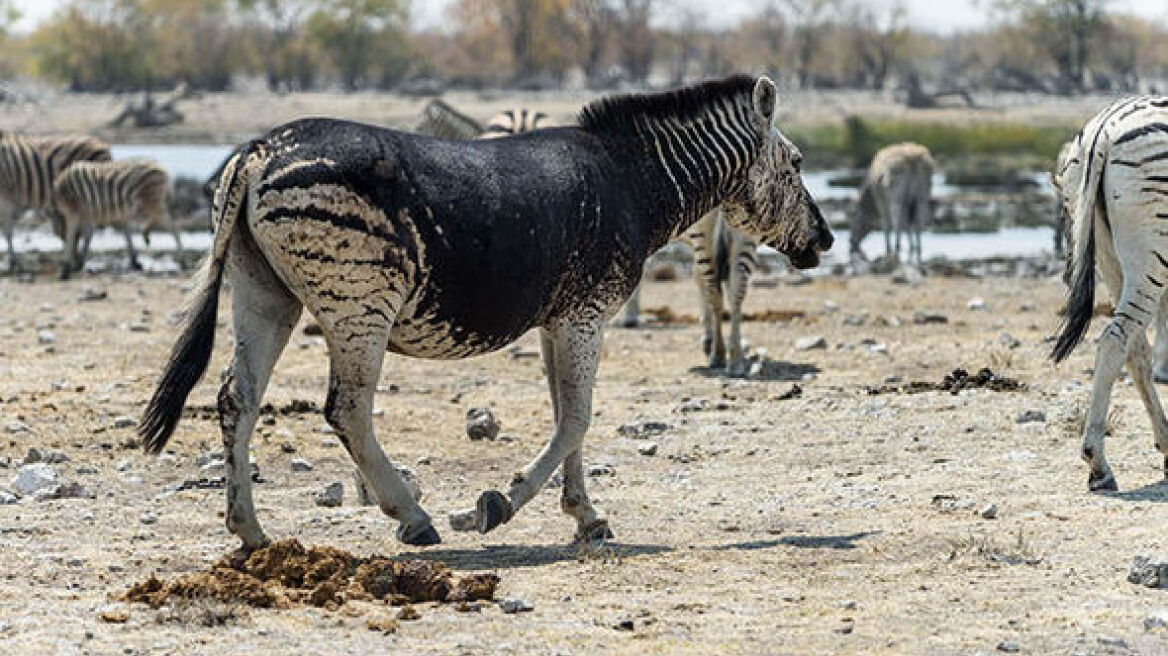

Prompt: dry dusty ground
[
  {"left": 3, "top": 269, "right": 1168, "bottom": 655},
  {"left": 0, "top": 87, "right": 1118, "bottom": 145}
]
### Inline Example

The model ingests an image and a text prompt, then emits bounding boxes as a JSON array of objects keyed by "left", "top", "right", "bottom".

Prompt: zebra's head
[{"left": 724, "top": 77, "right": 833, "bottom": 269}]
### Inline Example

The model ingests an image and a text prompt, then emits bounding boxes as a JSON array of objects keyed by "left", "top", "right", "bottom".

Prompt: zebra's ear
[{"left": 752, "top": 76, "right": 778, "bottom": 122}]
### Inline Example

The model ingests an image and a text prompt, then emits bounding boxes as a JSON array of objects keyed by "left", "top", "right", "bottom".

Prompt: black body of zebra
[
  {"left": 0, "top": 132, "right": 111, "bottom": 272},
  {"left": 54, "top": 158, "right": 184, "bottom": 278},
  {"left": 140, "top": 75, "right": 832, "bottom": 550}
]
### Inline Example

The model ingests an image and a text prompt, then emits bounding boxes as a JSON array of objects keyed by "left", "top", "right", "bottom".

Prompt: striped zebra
[
  {"left": 53, "top": 158, "right": 184, "bottom": 278},
  {"left": 481, "top": 108, "right": 548, "bottom": 138},
  {"left": 849, "top": 142, "right": 934, "bottom": 264},
  {"left": 413, "top": 99, "right": 484, "bottom": 140},
  {"left": 1051, "top": 96, "right": 1168, "bottom": 492},
  {"left": 0, "top": 132, "right": 111, "bottom": 272},
  {"left": 138, "top": 76, "right": 832, "bottom": 550}
]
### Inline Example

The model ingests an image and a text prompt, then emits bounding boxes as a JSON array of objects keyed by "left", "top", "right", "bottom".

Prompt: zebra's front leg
[
  {"left": 696, "top": 268, "right": 726, "bottom": 369},
  {"left": 3, "top": 206, "right": 17, "bottom": 274},
  {"left": 324, "top": 325, "right": 438, "bottom": 546},
  {"left": 77, "top": 222, "right": 96, "bottom": 272},
  {"left": 450, "top": 318, "right": 603, "bottom": 536},
  {"left": 617, "top": 282, "right": 641, "bottom": 328},
  {"left": 1153, "top": 308, "right": 1168, "bottom": 384},
  {"left": 725, "top": 238, "right": 754, "bottom": 377}
]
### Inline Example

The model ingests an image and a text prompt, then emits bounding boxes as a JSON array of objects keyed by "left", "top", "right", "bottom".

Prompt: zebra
[
  {"left": 138, "top": 75, "right": 833, "bottom": 551},
  {"left": 53, "top": 158, "right": 184, "bottom": 279},
  {"left": 849, "top": 142, "right": 934, "bottom": 264},
  {"left": 1051, "top": 96, "right": 1168, "bottom": 492},
  {"left": 482, "top": 108, "right": 549, "bottom": 138},
  {"left": 617, "top": 212, "right": 760, "bottom": 375},
  {"left": 0, "top": 132, "right": 112, "bottom": 273},
  {"left": 413, "top": 99, "right": 484, "bottom": 140}
]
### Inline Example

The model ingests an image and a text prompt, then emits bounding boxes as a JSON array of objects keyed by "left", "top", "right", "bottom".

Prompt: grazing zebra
[
  {"left": 1052, "top": 96, "right": 1168, "bottom": 492},
  {"left": 413, "top": 99, "right": 484, "bottom": 140},
  {"left": 53, "top": 158, "right": 184, "bottom": 278},
  {"left": 139, "top": 75, "right": 833, "bottom": 550},
  {"left": 849, "top": 142, "right": 934, "bottom": 264},
  {"left": 617, "top": 212, "right": 760, "bottom": 375},
  {"left": 0, "top": 132, "right": 111, "bottom": 272}
]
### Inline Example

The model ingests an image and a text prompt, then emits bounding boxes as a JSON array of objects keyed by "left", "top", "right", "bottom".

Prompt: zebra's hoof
[
  {"left": 476, "top": 490, "right": 512, "bottom": 533},
  {"left": 399, "top": 523, "right": 441, "bottom": 546},
  {"left": 575, "top": 519, "right": 614, "bottom": 544},
  {"left": 1156, "top": 369, "right": 1168, "bottom": 384},
  {"left": 618, "top": 317, "right": 638, "bottom": 329},
  {"left": 1088, "top": 471, "right": 1118, "bottom": 492}
]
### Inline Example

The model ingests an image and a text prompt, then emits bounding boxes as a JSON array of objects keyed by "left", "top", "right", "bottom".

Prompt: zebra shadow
[
  {"left": 689, "top": 357, "right": 820, "bottom": 382},
  {"left": 397, "top": 541, "right": 673, "bottom": 570},
  {"left": 1108, "top": 479, "right": 1168, "bottom": 503},
  {"left": 710, "top": 531, "right": 879, "bottom": 552}
]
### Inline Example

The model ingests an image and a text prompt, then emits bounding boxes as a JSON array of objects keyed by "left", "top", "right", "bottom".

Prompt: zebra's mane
[{"left": 578, "top": 75, "right": 757, "bottom": 135}]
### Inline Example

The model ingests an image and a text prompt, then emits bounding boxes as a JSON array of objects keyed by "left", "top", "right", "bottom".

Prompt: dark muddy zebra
[
  {"left": 0, "top": 132, "right": 111, "bottom": 272},
  {"left": 54, "top": 158, "right": 185, "bottom": 278},
  {"left": 1052, "top": 96, "right": 1168, "bottom": 492},
  {"left": 849, "top": 142, "right": 934, "bottom": 264},
  {"left": 139, "top": 75, "right": 833, "bottom": 550}
]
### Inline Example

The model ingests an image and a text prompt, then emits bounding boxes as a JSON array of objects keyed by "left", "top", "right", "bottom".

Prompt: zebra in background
[
  {"left": 0, "top": 132, "right": 111, "bottom": 273},
  {"left": 53, "top": 158, "right": 183, "bottom": 278},
  {"left": 849, "top": 142, "right": 935, "bottom": 264},
  {"left": 1051, "top": 96, "right": 1168, "bottom": 493},
  {"left": 481, "top": 108, "right": 548, "bottom": 138},
  {"left": 413, "top": 99, "right": 484, "bottom": 140}
]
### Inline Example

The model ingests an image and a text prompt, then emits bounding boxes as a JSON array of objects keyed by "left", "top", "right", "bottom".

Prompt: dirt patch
[
  {"left": 867, "top": 367, "right": 1023, "bottom": 395},
  {"left": 740, "top": 309, "right": 806, "bottom": 323},
  {"left": 180, "top": 399, "right": 319, "bottom": 421},
  {"left": 642, "top": 306, "right": 807, "bottom": 325},
  {"left": 641, "top": 306, "right": 698, "bottom": 325},
  {"left": 121, "top": 539, "right": 499, "bottom": 612}
]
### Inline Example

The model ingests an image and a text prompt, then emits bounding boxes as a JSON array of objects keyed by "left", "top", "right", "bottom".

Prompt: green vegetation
[{"left": 787, "top": 116, "right": 1080, "bottom": 170}]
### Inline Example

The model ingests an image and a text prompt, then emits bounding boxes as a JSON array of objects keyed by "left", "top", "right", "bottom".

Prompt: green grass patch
[{"left": 786, "top": 116, "right": 1080, "bottom": 170}]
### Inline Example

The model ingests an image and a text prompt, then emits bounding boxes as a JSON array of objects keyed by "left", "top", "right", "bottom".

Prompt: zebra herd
[
  {"left": 7, "top": 75, "right": 1168, "bottom": 551},
  {"left": 0, "top": 131, "right": 181, "bottom": 277}
]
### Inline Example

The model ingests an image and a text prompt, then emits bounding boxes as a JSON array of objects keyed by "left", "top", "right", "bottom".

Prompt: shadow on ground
[
  {"left": 403, "top": 541, "right": 673, "bottom": 570},
  {"left": 689, "top": 358, "right": 820, "bottom": 382},
  {"left": 709, "top": 531, "right": 880, "bottom": 552},
  {"left": 1110, "top": 479, "right": 1168, "bottom": 503}
]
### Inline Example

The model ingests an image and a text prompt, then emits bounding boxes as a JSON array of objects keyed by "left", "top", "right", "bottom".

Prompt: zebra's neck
[{"left": 625, "top": 97, "right": 761, "bottom": 242}]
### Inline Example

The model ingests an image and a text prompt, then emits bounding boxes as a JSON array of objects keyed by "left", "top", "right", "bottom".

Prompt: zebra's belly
[{"left": 386, "top": 306, "right": 536, "bottom": 360}]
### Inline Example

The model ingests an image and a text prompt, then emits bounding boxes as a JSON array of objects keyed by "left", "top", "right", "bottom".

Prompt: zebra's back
[
  {"left": 0, "top": 133, "right": 110, "bottom": 210},
  {"left": 55, "top": 158, "right": 169, "bottom": 224}
]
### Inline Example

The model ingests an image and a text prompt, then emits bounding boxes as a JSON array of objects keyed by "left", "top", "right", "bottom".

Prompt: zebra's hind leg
[
  {"left": 219, "top": 241, "right": 303, "bottom": 549},
  {"left": 3, "top": 205, "right": 17, "bottom": 273},
  {"left": 122, "top": 222, "right": 141, "bottom": 271},
  {"left": 725, "top": 234, "right": 756, "bottom": 377},
  {"left": 1152, "top": 307, "right": 1168, "bottom": 384},
  {"left": 1124, "top": 329, "right": 1168, "bottom": 476},
  {"left": 322, "top": 318, "right": 439, "bottom": 546},
  {"left": 450, "top": 318, "right": 603, "bottom": 538}
]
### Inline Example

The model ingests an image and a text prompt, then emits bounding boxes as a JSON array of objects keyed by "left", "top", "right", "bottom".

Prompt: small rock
[
  {"left": 112, "top": 416, "right": 136, "bottom": 429},
  {"left": 37, "top": 330, "right": 55, "bottom": 345},
  {"left": 1145, "top": 610, "right": 1168, "bottom": 631},
  {"left": 1097, "top": 636, "right": 1128, "bottom": 649},
  {"left": 794, "top": 335, "right": 827, "bottom": 351},
  {"left": 5, "top": 420, "right": 30, "bottom": 434},
  {"left": 23, "top": 447, "right": 68, "bottom": 464},
  {"left": 498, "top": 597, "right": 533, "bottom": 614},
  {"left": 98, "top": 609, "right": 130, "bottom": 624},
  {"left": 869, "top": 343, "right": 888, "bottom": 355},
  {"left": 882, "top": 374, "right": 903, "bottom": 384},
  {"left": 617, "top": 420, "right": 670, "bottom": 438},
  {"left": 279, "top": 441, "right": 296, "bottom": 453},
  {"left": 840, "top": 600, "right": 857, "bottom": 610},
  {"left": 466, "top": 407, "right": 500, "bottom": 441},
  {"left": 139, "top": 512, "right": 157, "bottom": 525},
  {"left": 290, "top": 458, "right": 314, "bottom": 473},
  {"left": 637, "top": 442, "right": 658, "bottom": 456},
  {"left": 396, "top": 605, "right": 421, "bottom": 621},
  {"left": 0, "top": 488, "right": 19, "bottom": 504},
  {"left": 79, "top": 287, "right": 108, "bottom": 302},
  {"left": 675, "top": 398, "right": 710, "bottom": 413},
  {"left": 979, "top": 503, "right": 999, "bottom": 520},
  {"left": 842, "top": 313, "right": 867, "bottom": 326},
  {"left": 615, "top": 618, "right": 635, "bottom": 631},
  {"left": 588, "top": 464, "right": 614, "bottom": 477},
  {"left": 1016, "top": 410, "right": 1046, "bottom": 424},
  {"left": 1019, "top": 302, "right": 1037, "bottom": 312},
  {"left": 912, "top": 311, "right": 948, "bottom": 325},
  {"left": 365, "top": 615, "right": 399, "bottom": 634},
  {"left": 11, "top": 463, "right": 58, "bottom": 495},
  {"left": 996, "top": 640, "right": 1020, "bottom": 653},
  {"left": 1129, "top": 555, "right": 1168, "bottom": 588},
  {"left": 396, "top": 465, "right": 423, "bottom": 502},
  {"left": 314, "top": 482, "right": 344, "bottom": 508},
  {"left": 75, "top": 466, "right": 98, "bottom": 475},
  {"left": 999, "top": 333, "right": 1021, "bottom": 349},
  {"left": 823, "top": 300, "right": 839, "bottom": 312},
  {"left": 968, "top": 297, "right": 988, "bottom": 311}
]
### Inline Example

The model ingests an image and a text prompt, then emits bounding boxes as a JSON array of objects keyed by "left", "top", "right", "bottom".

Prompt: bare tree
[
  {"left": 846, "top": 0, "right": 909, "bottom": 91},
  {"left": 615, "top": 0, "right": 653, "bottom": 84},
  {"left": 782, "top": 0, "right": 838, "bottom": 89}
]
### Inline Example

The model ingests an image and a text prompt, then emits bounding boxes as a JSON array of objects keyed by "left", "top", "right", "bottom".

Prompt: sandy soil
[
  {"left": 2, "top": 269, "right": 1168, "bottom": 655},
  {"left": 0, "top": 87, "right": 1119, "bottom": 145}
]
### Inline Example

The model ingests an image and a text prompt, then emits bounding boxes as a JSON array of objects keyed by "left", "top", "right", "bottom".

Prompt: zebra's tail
[
  {"left": 1052, "top": 141, "right": 1106, "bottom": 364},
  {"left": 139, "top": 141, "right": 262, "bottom": 454}
]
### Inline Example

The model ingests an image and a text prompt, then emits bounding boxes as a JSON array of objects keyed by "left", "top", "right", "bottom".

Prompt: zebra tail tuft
[
  {"left": 139, "top": 141, "right": 260, "bottom": 454},
  {"left": 1052, "top": 138, "right": 1106, "bottom": 364}
]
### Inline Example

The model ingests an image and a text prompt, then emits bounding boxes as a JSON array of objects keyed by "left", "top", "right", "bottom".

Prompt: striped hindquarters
[
  {"left": 54, "top": 158, "right": 169, "bottom": 226},
  {"left": 0, "top": 134, "right": 110, "bottom": 211},
  {"left": 482, "top": 108, "right": 548, "bottom": 138}
]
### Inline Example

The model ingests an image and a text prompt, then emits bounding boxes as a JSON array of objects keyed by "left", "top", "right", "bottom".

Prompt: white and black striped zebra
[
  {"left": 413, "top": 99, "right": 485, "bottom": 140},
  {"left": 53, "top": 158, "right": 183, "bottom": 278},
  {"left": 139, "top": 76, "right": 832, "bottom": 550},
  {"left": 0, "top": 132, "right": 111, "bottom": 272},
  {"left": 1052, "top": 96, "right": 1168, "bottom": 492},
  {"left": 481, "top": 108, "right": 548, "bottom": 138}
]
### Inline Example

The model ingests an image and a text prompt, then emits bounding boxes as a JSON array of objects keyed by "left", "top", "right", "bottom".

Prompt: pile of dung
[
  {"left": 641, "top": 306, "right": 697, "bottom": 325},
  {"left": 867, "top": 367, "right": 1022, "bottom": 396},
  {"left": 121, "top": 539, "right": 499, "bottom": 611},
  {"left": 740, "top": 309, "right": 806, "bottom": 323}
]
